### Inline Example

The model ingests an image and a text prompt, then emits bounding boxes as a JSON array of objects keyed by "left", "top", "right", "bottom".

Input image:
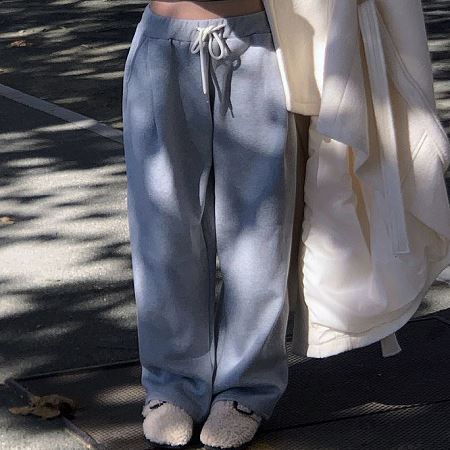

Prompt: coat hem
[
  {"left": 287, "top": 100, "right": 321, "bottom": 117},
  {"left": 303, "top": 250, "right": 450, "bottom": 358}
]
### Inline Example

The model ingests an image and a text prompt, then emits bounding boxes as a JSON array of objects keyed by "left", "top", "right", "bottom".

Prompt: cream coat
[{"left": 261, "top": 0, "right": 450, "bottom": 358}]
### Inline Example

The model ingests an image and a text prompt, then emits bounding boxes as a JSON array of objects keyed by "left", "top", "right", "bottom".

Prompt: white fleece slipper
[
  {"left": 142, "top": 399, "right": 194, "bottom": 449},
  {"left": 200, "top": 400, "right": 263, "bottom": 450}
]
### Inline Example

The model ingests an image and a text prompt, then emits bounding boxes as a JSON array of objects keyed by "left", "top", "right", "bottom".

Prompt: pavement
[{"left": 0, "top": 1, "right": 449, "bottom": 449}]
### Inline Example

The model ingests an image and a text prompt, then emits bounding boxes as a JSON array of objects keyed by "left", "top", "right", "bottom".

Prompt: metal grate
[{"left": 6, "top": 315, "right": 450, "bottom": 449}]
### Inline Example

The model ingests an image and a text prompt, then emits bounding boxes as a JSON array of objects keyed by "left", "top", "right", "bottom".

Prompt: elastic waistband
[{"left": 139, "top": 1, "right": 271, "bottom": 41}]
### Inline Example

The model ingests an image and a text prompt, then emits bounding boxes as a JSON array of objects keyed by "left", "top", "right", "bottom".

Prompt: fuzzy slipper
[
  {"left": 142, "top": 399, "right": 194, "bottom": 449},
  {"left": 200, "top": 400, "right": 263, "bottom": 450}
]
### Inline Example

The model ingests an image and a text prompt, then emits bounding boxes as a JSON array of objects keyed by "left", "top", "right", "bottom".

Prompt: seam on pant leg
[{"left": 204, "top": 165, "right": 216, "bottom": 376}]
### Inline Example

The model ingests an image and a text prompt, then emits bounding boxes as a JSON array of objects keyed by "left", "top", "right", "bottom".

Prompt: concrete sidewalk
[{"left": 0, "top": 94, "right": 135, "bottom": 449}]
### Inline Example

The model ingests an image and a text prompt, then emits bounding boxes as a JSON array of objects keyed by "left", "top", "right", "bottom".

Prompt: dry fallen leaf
[
  {"left": 0, "top": 216, "right": 15, "bottom": 225},
  {"left": 9, "top": 393, "right": 78, "bottom": 420},
  {"left": 9, "top": 39, "right": 31, "bottom": 47}
]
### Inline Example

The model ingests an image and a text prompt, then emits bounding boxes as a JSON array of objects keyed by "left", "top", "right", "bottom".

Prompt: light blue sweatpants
[{"left": 122, "top": 2, "right": 297, "bottom": 424}]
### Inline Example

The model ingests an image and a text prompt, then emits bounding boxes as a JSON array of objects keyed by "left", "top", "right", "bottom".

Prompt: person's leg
[
  {"left": 210, "top": 29, "right": 298, "bottom": 421},
  {"left": 122, "top": 3, "right": 295, "bottom": 426},
  {"left": 122, "top": 14, "right": 217, "bottom": 424}
]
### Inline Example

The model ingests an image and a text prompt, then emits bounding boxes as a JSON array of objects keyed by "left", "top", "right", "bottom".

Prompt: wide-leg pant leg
[
  {"left": 209, "top": 32, "right": 298, "bottom": 421},
  {"left": 122, "top": 33, "right": 217, "bottom": 423}
]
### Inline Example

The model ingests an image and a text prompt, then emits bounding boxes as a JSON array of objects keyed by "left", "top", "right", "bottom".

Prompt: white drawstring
[{"left": 190, "top": 24, "right": 227, "bottom": 97}]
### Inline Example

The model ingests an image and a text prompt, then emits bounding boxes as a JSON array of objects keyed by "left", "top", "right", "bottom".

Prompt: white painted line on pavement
[{"left": 0, "top": 83, "right": 123, "bottom": 144}]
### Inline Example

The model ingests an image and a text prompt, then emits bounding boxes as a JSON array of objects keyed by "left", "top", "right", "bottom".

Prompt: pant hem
[
  {"left": 210, "top": 395, "right": 273, "bottom": 422},
  {"left": 145, "top": 391, "right": 207, "bottom": 424}
]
